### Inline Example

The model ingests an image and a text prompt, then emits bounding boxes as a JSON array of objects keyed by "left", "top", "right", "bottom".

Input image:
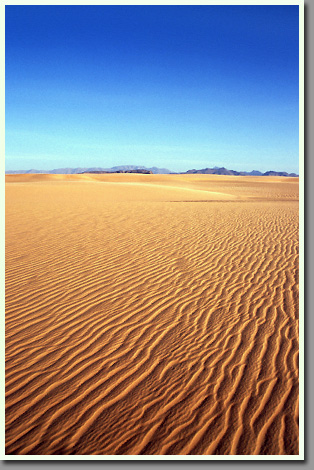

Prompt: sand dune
[{"left": 5, "top": 174, "right": 299, "bottom": 455}]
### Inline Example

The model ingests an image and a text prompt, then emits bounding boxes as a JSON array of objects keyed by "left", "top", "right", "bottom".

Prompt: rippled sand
[{"left": 5, "top": 173, "right": 299, "bottom": 455}]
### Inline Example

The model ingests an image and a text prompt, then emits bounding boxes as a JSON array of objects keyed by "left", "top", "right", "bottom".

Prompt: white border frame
[{"left": 1, "top": 0, "right": 304, "bottom": 460}]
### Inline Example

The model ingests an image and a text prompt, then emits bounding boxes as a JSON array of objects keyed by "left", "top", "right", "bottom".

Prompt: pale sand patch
[{"left": 5, "top": 174, "right": 299, "bottom": 455}]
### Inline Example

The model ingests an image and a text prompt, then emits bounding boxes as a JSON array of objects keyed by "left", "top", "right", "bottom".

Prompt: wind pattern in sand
[{"left": 5, "top": 174, "right": 299, "bottom": 455}]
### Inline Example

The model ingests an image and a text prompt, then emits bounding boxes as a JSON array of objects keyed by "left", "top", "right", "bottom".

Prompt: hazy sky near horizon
[{"left": 6, "top": 5, "right": 299, "bottom": 173}]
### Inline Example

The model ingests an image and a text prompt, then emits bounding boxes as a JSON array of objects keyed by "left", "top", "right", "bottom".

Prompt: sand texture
[{"left": 5, "top": 174, "right": 299, "bottom": 455}]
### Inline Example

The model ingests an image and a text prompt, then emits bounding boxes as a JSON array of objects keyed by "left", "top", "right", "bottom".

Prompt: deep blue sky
[{"left": 5, "top": 5, "right": 299, "bottom": 172}]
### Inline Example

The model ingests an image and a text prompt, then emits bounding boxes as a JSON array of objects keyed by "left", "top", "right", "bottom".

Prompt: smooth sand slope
[{"left": 5, "top": 174, "right": 299, "bottom": 455}]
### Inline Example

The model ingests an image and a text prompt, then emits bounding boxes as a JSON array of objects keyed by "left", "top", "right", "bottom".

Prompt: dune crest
[{"left": 6, "top": 174, "right": 299, "bottom": 455}]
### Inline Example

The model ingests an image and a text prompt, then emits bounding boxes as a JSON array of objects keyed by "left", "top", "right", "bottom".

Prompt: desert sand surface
[{"left": 5, "top": 173, "right": 299, "bottom": 455}]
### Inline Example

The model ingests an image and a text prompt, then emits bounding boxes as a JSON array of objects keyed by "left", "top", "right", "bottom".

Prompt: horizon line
[{"left": 5, "top": 164, "right": 299, "bottom": 176}]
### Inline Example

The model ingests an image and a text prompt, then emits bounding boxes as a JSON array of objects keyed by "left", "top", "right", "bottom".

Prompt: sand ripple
[{"left": 5, "top": 174, "right": 299, "bottom": 455}]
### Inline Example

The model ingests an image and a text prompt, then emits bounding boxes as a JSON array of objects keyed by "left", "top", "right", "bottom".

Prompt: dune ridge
[{"left": 5, "top": 174, "right": 299, "bottom": 455}]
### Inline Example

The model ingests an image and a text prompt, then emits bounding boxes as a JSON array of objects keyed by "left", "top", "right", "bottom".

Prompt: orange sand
[{"left": 5, "top": 174, "right": 299, "bottom": 455}]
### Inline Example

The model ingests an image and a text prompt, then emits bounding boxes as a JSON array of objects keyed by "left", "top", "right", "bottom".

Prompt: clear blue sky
[{"left": 5, "top": 5, "right": 299, "bottom": 173}]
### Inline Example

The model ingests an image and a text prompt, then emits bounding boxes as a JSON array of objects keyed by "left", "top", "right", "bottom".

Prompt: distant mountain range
[
  {"left": 184, "top": 167, "right": 299, "bottom": 177},
  {"left": 5, "top": 165, "right": 298, "bottom": 177},
  {"left": 5, "top": 165, "right": 173, "bottom": 175}
]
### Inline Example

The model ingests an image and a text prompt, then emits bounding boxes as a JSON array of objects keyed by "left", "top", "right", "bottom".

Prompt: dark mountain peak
[{"left": 182, "top": 167, "right": 298, "bottom": 177}]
